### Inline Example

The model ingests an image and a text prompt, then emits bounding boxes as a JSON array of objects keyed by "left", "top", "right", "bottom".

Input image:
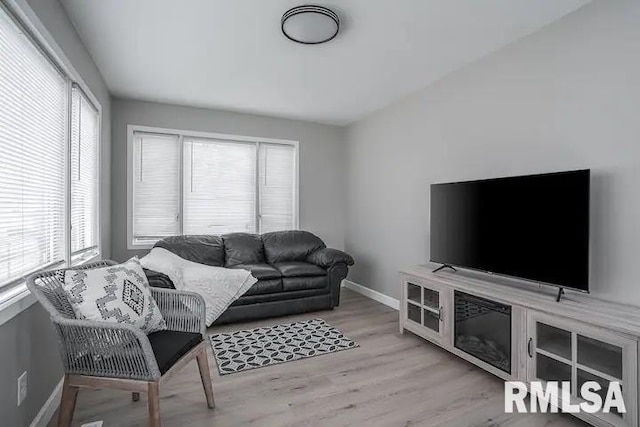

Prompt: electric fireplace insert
[{"left": 454, "top": 291, "right": 512, "bottom": 374}]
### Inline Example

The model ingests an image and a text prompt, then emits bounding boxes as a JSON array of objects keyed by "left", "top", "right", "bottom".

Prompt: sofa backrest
[
  {"left": 153, "top": 231, "right": 327, "bottom": 267},
  {"left": 262, "top": 230, "right": 325, "bottom": 263},
  {"left": 222, "top": 233, "right": 265, "bottom": 266},
  {"left": 154, "top": 235, "right": 225, "bottom": 266}
]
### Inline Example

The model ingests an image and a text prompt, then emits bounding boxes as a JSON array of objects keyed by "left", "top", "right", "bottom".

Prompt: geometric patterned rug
[{"left": 208, "top": 318, "right": 358, "bottom": 375}]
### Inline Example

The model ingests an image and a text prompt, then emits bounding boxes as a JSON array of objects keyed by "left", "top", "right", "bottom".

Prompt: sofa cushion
[
  {"left": 222, "top": 233, "right": 265, "bottom": 266},
  {"left": 154, "top": 235, "right": 224, "bottom": 267},
  {"left": 282, "top": 276, "right": 327, "bottom": 292},
  {"left": 262, "top": 230, "right": 326, "bottom": 263},
  {"left": 231, "top": 288, "right": 327, "bottom": 306},
  {"left": 243, "top": 278, "right": 283, "bottom": 296},
  {"left": 231, "top": 263, "right": 281, "bottom": 280},
  {"left": 273, "top": 262, "right": 326, "bottom": 278},
  {"left": 148, "top": 330, "right": 202, "bottom": 374}
]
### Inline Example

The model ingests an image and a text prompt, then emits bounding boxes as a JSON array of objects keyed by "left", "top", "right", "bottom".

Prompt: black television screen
[{"left": 430, "top": 169, "right": 590, "bottom": 291}]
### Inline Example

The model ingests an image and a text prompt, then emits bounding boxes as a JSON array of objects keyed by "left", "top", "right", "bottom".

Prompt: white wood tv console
[{"left": 400, "top": 264, "right": 640, "bottom": 427}]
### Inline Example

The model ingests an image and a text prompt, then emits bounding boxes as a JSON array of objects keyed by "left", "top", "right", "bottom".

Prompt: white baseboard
[
  {"left": 342, "top": 280, "right": 400, "bottom": 310},
  {"left": 30, "top": 377, "right": 63, "bottom": 427}
]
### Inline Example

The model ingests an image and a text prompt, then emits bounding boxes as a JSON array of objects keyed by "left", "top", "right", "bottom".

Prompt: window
[
  {"left": 0, "top": 5, "right": 101, "bottom": 290},
  {"left": 259, "top": 143, "right": 297, "bottom": 233},
  {"left": 129, "top": 127, "right": 298, "bottom": 247},
  {"left": 70, "top": 85, "right": 100, "bottom": 261},
  {"left": 132, "top": 133, "right": 181, "bottom": 244},
  {"left": 183, "top": 138, "right": 257, "bottom": 235}
]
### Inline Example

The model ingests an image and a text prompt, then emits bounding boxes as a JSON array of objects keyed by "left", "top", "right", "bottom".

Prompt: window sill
[
  {"left": 127, "top": 242, "right": 154, "bottom": 250},
  {"left": 0, "top": 254, "right": 101, "bottom": 327}
]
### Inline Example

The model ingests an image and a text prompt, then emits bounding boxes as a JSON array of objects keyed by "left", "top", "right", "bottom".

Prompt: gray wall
[
  {"left": 345, "top": 0, "right": 640, "bottom": 305},
  {"left": 0, "top": 305, "right": 63, "bottom": 426},
  {"left": 111, "top": 98, "right": 347, "bottom": 262},
  {"left": 0, "top": 0, "right": 111, "bottom": 425}
]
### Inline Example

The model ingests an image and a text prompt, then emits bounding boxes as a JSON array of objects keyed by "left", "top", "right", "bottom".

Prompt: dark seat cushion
[
  {"left": 282, "top": 276, "right": 327, "bottom": 292},
  {"left": 273, "top": 261, "right": 326, "bottom": 278},
  {"left": 230, "top": 263, "right": 281, "bottom": 280},
  {"left": 231, "top": 287, "right": 328, "bottom": 306},
  {"left": 147, "top": 330, "right": 203, "bottom": 375},
  {"left": 262, "top": 230, "right": 325, "bottom": 263},
  {"left": 243, "top": 278, "right": 283, "bottom": 296},
  {"left": 154, "top": 235, "right": 224, "bottom": 267},
  {"left": 222, "top": 233, "right": 265, "bottom": 266}
]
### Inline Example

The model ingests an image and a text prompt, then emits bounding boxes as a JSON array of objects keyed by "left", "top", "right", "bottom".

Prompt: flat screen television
[{"left": 430, "top": 169, "right": 590, "bottom": 292}]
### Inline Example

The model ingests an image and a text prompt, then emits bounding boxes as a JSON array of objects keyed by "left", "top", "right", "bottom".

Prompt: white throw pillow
[{"left": 62, "top": 258, "right": 167, "bottom": 334}]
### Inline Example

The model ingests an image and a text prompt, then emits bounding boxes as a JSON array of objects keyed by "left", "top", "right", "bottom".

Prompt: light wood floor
[{"left": 55, "top": 289, "right": 587, "bottom": 426}]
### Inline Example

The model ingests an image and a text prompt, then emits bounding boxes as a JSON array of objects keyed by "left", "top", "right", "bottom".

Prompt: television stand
[
  {"left": 432, "top": 264, "right": 457, "bottom": 274},
  {"left": 400, "top": 264, "right": 640, "bottom": 427},
  {"left": 556, "top": 287, "right": 564, "bottom": 302}
]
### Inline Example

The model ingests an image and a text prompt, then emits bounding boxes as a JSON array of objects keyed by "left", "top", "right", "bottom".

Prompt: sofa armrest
[
  {"left": 144, "top": 268, "right": 175, "bottom": 289},
  {"left": 327, "top": 263, "right": 349, "bottom": 307},
  {"left": 307, "top": 248, "right": 354, "bottom": 268}
]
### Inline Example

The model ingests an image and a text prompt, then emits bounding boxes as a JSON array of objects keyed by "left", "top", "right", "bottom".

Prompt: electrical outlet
[{"left": 17, "top": 371, "right": 27, "bottom": 406}]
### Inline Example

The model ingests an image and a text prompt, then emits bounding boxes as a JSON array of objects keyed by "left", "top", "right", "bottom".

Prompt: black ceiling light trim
[{"left": 281, "top": 5, "right": 340, "bottom": 45}]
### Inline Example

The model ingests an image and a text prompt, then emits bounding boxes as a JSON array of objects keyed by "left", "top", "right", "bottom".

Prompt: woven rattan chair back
[{"left": 26, "top": 260, "right": 116, "bottom": 320}]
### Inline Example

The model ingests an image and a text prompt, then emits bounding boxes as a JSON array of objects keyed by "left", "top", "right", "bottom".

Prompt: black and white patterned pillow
[{"left": 62, "top": 258, "right": 167, "bottom": 334}]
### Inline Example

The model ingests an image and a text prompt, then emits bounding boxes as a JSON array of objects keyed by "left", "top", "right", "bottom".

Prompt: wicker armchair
[{"left": 26, "top": 260, "right": 215, "bottom": 427}]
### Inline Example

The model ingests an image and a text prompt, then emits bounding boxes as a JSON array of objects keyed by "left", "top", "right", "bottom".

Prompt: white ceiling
[{"left": 61, "top": 0, "right": 589, "bottom": 126}]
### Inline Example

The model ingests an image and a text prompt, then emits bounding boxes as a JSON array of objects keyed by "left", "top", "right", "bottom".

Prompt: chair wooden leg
[
  {"left": 196, "top": 346, "right": 215, "bottom": 409},
  {"left": 132, "top": 392, "right": 140, "bottom": 402},
  {"left": 147, "top": 381, "right": 161, "bottom": 427},
  {"left": 58, "top": 375, "right": 79, "bottom": 427}
]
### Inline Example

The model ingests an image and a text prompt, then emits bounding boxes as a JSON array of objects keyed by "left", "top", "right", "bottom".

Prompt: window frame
[
  {"left": 126, "top": 124, "right": 299, "bottom": 249},
  {"left": 69, "top": 83, "right": 101, "bottom": 262},
  {"left": 0, "top": 0, "right": 102, "bottom": 316}
]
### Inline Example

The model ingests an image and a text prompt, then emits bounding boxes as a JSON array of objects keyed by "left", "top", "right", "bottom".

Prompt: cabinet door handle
[
  {"left": 438, "top": 306, "right": 443, "bottom": 321},
  {"left": 527, "top": 338, "right": 533, "bottom": 358}
]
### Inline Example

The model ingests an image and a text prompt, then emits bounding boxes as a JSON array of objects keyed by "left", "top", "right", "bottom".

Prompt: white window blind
[
  {"left": 132, "top": 132, "right": 181, "bottom": 245},
  {"left": 129, "top": 130, "right": 297, "bottom": 246},
  {"left": 259, "top": 143, "right": 296, "bottom": 233},
  {"left": 183, "top": 138, "right": 257, "bottom": 234},
  {"left": 0, "top": 8, "right": 67, "bottom": 287},
  {"left": 70, "top": 85, "right": 99, "bottom": 259}
]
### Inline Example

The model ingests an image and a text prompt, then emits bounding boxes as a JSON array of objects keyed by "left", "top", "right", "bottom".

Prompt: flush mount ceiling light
[{"left": 281, "top": 5, "right": 340, "bottom": 45}]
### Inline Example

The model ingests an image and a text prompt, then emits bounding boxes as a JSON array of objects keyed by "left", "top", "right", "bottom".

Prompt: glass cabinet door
[
  {"left": 404, "top": 281, "right": 442, "bottom": 336},
  {"left": 528, "top": 313, "right": 636, "bottom": 426}
]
